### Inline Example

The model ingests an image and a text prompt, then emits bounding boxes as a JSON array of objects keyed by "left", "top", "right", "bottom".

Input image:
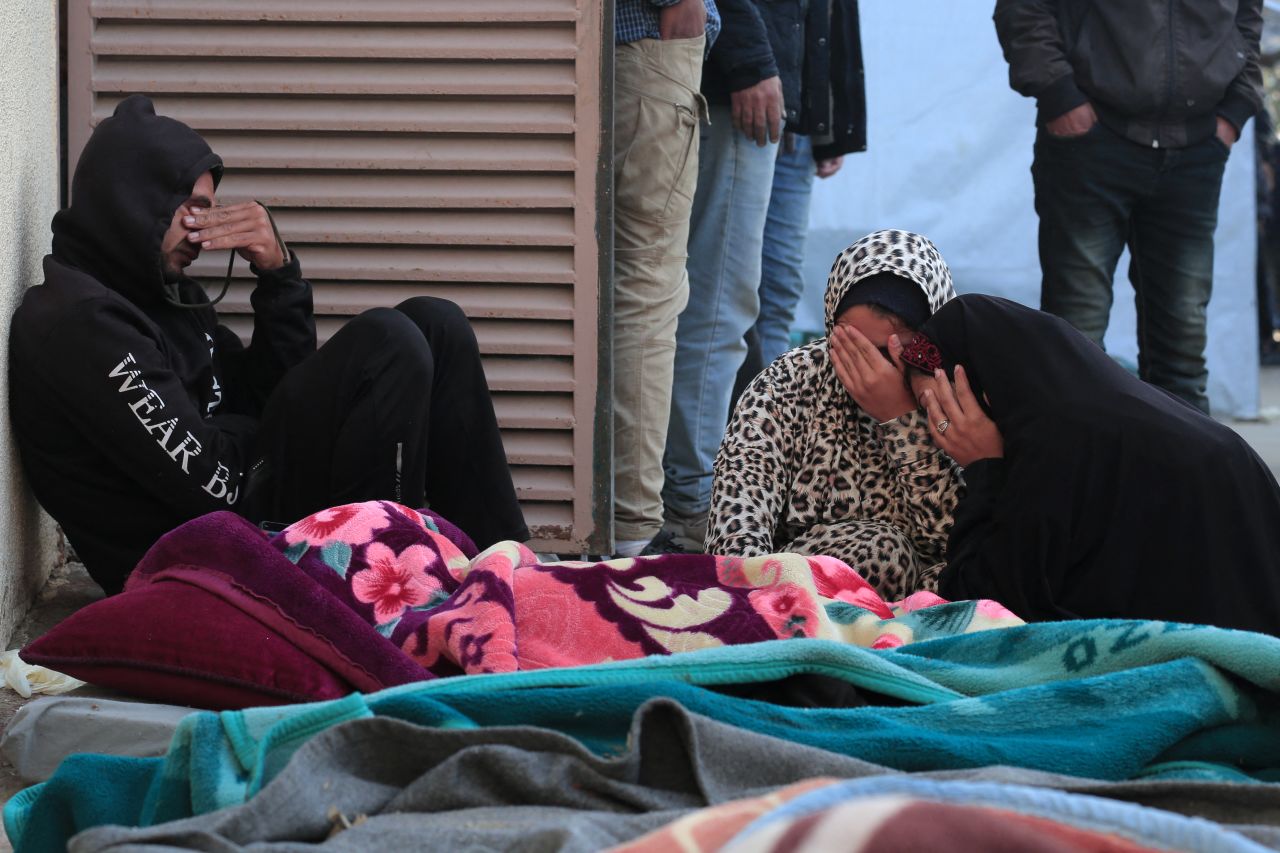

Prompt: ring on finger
[{"left": 936, "top": 419, "right": 951, "bottom": 434}]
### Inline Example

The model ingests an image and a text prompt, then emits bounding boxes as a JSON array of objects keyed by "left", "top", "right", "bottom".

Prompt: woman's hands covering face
[
  {"left": 830, "top": 325, "right": 917, "bottom": 423},
  {"left": 917, "top": 365, "right": 1003, "bottom": 467}
]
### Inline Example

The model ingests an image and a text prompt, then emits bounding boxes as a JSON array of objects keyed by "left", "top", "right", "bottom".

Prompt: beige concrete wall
[{"left": 0, "top": 0, "right": 64, "bottom": 645}]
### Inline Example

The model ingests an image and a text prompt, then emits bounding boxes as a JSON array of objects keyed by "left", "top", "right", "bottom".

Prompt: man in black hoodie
[{"left": 10, "top": 95, "right": 528, "bottom": 594}]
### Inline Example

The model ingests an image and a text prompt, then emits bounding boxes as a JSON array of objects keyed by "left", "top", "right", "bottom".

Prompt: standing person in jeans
[
  {"left": 995, "top": 0, "right": 1263, "bottom": 414},
  {"left": 611, "top": 0, "right": 720, "bottom": 558},
  {"left": 735, "top": 0, "right": 867, "bottom": 401},
  {"left": 659, "top": 0, "right": 803, "bottom": 552}
]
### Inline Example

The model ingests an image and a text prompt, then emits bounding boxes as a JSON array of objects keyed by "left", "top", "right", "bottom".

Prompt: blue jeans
[
  {"left": 663, "top": 102, "right": 779, "bottom": 517},
  {"left": 734, "top": 134, "right": 817, "bottom": 399},
  {"left": 1032, "top": 121, "right": 1229, "bottom": 413},
  {"left": 755, "top": 134, "right": 817, "bottom": 368}
]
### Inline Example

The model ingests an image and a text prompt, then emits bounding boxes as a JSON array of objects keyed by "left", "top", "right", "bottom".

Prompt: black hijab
[{"left": 913, "top": 295, "right": 1280, "bottom": 635}]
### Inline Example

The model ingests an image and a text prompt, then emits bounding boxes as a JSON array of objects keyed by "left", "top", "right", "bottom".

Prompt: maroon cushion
[
  {"left": 22, "top": 574, "right": 354, "bottom": 710},
  {"left": 128, "top": 511, "right": 429, "bottom": 692}
]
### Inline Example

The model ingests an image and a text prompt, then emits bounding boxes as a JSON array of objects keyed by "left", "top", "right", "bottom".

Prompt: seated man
[
  {"left": 707, "top": 229, "right": 960, "bottom": 599},
  {"left": 9, "top": 95, "right": 528, "bottom": 594}
]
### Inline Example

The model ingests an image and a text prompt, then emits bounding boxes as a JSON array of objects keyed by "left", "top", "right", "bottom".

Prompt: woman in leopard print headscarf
[{"left": 707, "top": 229, "right": 960, "bottom": 599}]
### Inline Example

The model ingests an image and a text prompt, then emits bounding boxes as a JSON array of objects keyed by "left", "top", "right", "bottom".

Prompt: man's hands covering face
[
  {"left": 830, "top": 325, "right": 917, "bottom": 423},
  {"left": 184, "top": 203, "right": 287, "bottom": 271}
]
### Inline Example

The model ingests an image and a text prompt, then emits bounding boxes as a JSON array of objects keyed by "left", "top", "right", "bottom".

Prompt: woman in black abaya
[{"left": 899, "top": 294, "right": 1280, "bottom": 635}]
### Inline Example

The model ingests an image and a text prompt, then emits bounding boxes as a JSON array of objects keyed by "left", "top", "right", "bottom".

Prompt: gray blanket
[{"left": 71, "top": 699, "right": 1280, "bottom": 851}]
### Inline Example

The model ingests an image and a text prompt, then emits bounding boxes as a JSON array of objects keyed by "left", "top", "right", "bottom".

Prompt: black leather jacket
[
  {"left": 703, "top": 0, "right": 867, "bottom": 159},
  {"left": 995, "top": 0, "right": 1263, "bottom": 148}
]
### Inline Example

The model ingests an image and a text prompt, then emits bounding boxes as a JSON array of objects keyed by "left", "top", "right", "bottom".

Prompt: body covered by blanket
[
  {"left": 272, "top": 501, "right": 1020, "bottom": 673},
  {"left": 20, "top": 702, "right": 1280, "bottom": 853},
  {"left": 10, "top": 622, "right": 1280, "bottom": 850},
  {"left": 23, "top": 501, "right": 1020, "bottom": 708}
]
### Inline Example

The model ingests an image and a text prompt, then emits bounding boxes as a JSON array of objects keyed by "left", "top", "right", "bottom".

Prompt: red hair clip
[{"left": 900, "top": 334, "right": 942, "bottom": 373}]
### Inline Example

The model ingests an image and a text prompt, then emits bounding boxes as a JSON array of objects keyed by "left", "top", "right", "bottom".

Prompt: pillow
[
  {"left": 22, "top": 574, "right": 353, "bottom": 710},
  {"left": 129, "top": 510, "right": 429, "bottom": 692},
  {"left": 23, "top": 508, "right": 432, "bottom": 711}
]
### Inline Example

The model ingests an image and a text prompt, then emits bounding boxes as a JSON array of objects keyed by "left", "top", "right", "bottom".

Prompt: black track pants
[{"left": 246, "top": 297, "right": 529, "bottom": 548}]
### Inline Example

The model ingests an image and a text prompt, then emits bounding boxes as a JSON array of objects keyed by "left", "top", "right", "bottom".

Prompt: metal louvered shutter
[{"left": 66, "top": 0, "right": 612, "bottom": 553}]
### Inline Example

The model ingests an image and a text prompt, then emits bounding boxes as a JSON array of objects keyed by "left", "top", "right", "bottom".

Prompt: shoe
[
  {"left": 637, "top": 529, "right": 687, "bottom": 556},
  {"left": 611, "top": 538, "right": 649, "bottom": 558},
  {"left": 662, "top": 507, "right": 708, "bottom": 553}
]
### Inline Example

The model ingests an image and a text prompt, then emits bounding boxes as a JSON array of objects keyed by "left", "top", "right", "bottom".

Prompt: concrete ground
[
  {"left": 1, "top": 367, "right": 1280, "bottom": 850},
  {"left": 0, "top": 559, "right": 102, "bottom": 850}
]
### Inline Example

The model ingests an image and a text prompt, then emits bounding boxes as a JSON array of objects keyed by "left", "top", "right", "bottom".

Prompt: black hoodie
[{"left": 10, "top": 95, "right": 316, "bottom": 593}]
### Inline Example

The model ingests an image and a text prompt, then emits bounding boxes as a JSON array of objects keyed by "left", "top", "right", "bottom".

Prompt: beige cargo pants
[{"left": 612, "top": 35, "right": 705, "bottom": 543}]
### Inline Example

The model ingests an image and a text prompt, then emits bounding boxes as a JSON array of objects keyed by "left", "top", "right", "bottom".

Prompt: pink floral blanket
[{"left": 274, "top": 501, "right": 1021, "bottom": 676}]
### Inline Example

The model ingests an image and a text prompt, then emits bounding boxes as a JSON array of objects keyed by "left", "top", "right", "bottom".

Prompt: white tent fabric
[{"left": 795, "top": 2, "right": 1260, "bottom": 417}]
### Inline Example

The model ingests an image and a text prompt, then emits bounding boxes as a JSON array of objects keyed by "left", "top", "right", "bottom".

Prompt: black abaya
[{"left": 912, "top": 295, "right": 1280, "bottom": 635}]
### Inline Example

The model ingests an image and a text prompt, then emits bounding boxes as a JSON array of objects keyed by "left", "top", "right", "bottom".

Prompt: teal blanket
[{"left": 9, "top": 619, "right": 1280, "bottom": 852}]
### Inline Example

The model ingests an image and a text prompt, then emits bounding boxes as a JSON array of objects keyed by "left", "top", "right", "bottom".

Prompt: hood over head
[
  {"left": 823, "top": 229, "right": 955, "bottom": 333},
  {"left": 51, "top": 94, "right": 223, "bottom": 305}
]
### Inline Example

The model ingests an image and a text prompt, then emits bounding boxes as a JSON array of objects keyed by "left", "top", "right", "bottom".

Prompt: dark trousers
[
  {"left": 247, "top": 297, "right": 528, "bottom": 548},
  {"left": 1032, "top": 122, "right": 1229, "bottom": 414}
]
